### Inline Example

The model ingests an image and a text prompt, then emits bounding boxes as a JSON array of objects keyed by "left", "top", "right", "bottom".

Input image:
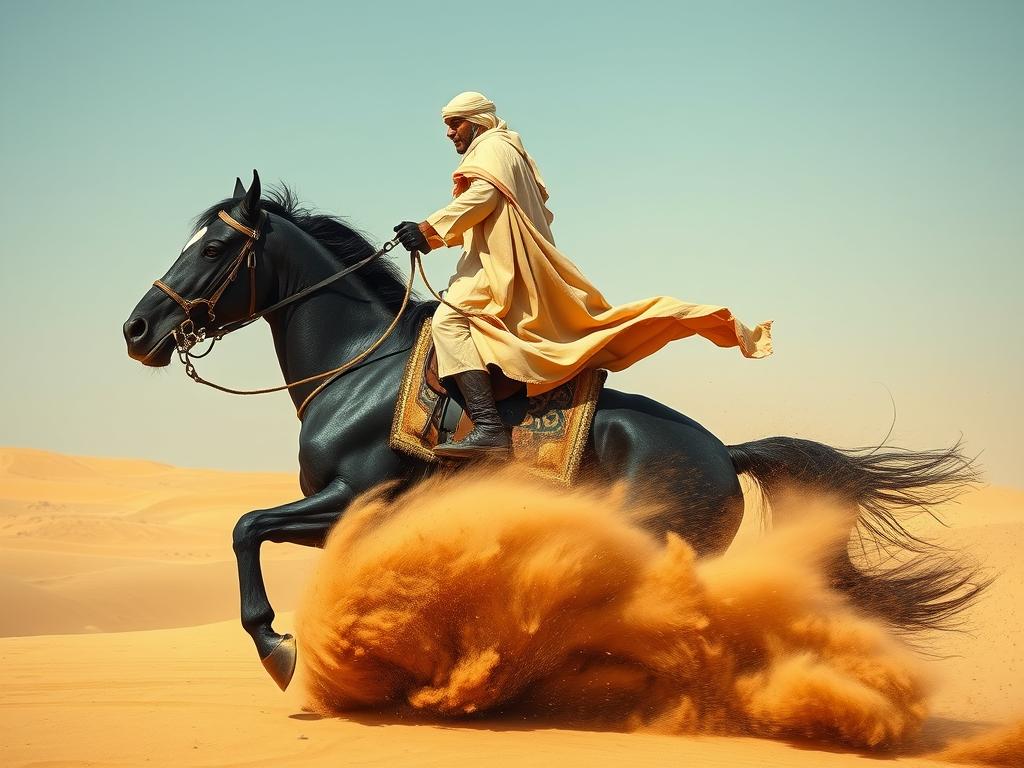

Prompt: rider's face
[{"left": 445, "top": 117, "right": 479, "bottom": 155}]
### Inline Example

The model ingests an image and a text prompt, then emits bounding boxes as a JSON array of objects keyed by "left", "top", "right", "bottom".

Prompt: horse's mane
[{"left": 194, "top": 184, "right": 428, "bottom": 317}]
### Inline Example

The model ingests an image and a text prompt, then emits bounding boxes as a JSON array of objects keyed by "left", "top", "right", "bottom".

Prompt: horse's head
[{"left": 123, "top": 171, "right": 268, "bottom": 366}]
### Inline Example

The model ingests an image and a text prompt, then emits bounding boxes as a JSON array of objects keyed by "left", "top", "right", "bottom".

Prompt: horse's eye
[{"left": 202, "top": 245, "right": 220, "bottom": 259}]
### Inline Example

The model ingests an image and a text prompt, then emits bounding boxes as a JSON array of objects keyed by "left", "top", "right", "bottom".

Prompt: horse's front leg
[{"left": 231, "top": 477, "right": 354, "bottom": 690}]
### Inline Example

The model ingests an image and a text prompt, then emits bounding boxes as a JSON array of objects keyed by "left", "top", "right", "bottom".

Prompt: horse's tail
[{"left": 726, "top": 437, "right": 990, "bottom": 636}]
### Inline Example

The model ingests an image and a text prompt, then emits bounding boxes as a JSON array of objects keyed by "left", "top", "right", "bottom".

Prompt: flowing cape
[{"left": 444, "top": 130, "right": 773, "bottom": 396}]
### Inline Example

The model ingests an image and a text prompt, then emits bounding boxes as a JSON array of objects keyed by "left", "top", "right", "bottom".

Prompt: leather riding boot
[{"left": 433, "top": 370, "right": 512, "bottom": 459}]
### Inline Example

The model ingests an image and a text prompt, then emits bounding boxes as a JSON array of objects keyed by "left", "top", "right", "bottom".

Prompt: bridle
[
  {"left": 154, "top": 209, "right": 263, "bottom": 355},
  {"left": 151, "top": 207, "right": 485, "bottom": 420},
  {"left": 152, "top": 209, "right": 412, "bottom": 418}
]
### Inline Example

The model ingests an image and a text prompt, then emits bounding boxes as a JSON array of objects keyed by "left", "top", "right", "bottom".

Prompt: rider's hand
[{"left": 394, "top": 221, "right": 432, "bottom": 254}]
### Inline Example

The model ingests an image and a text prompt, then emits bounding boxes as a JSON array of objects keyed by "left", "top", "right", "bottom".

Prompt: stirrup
[{"left": 434, "top": 442, "right": 511, "bottom": 459}]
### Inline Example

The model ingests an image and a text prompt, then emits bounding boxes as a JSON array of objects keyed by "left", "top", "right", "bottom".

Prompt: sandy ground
[{"left": 0, "top": 446, "right": 1020, "bottom": 767}]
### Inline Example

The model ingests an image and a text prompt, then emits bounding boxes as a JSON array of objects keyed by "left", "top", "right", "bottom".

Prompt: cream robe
[{"left": 425, "top": 128, "right": 773, "bottom": 396}]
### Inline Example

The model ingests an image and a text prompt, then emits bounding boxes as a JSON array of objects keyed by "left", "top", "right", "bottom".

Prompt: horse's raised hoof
[{"left": 261, "top": 633, "right": 297, "bottom": 691}]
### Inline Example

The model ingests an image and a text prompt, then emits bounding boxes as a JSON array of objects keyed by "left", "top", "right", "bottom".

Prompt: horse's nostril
[{"left": 125, "top": 316, "right": 148, "bottom": 342}]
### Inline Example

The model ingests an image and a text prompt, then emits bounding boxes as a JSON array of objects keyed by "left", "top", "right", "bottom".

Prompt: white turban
[
  {"left": 441, "top": 91, "right": 503, "bottom": 130},
  {"left": 440, "top": 90, "right": 549, "bottom": 202}
]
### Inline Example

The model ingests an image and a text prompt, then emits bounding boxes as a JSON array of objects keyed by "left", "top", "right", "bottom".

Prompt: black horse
[{"left": 123, "top": 172, "right": 984, "bottom": 691}]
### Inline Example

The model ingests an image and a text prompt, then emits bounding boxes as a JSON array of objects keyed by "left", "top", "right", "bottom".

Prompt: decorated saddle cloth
[{"left": 389, "top": 318, "right": 606, "bottom": 486}]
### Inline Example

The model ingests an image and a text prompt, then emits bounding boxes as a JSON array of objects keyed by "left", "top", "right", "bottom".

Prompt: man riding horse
[
  {"left": 123, "top": 108, "right": 980, "bottom": 691},
  {"left": 394, "top": 91, "right": 773, "bottom": 460}
]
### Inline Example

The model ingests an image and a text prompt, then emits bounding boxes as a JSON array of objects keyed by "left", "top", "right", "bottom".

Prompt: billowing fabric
[{"left": 426, "top": 124, "right": 773, "bottom": 396}]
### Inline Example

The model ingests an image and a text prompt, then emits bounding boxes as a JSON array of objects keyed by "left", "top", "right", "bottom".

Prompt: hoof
[{"left": 261, "top": 633, "right": 297, "bottom": 691}]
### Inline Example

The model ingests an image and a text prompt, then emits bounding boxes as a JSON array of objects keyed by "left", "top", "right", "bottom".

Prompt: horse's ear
[
  {"left": 233, "top": 177, "right": 246, "bottom": 198},
  {"left": 239, "top": 169, "right": 261, "bottom": 223}
]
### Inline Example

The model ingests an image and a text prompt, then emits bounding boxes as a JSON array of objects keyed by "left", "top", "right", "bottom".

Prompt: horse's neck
[{"left": 262, "top": 223, "right": 398, "bottom": 412}]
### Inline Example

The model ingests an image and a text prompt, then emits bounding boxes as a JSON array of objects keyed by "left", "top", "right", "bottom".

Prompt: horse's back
[{"left": 589, "top": 387, "right": 743, "bottom": 555}]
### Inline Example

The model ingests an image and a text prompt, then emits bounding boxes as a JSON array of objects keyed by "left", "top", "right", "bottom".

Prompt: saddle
[{"left": 389, "top": 318, "right": 606, "bottom": 485}]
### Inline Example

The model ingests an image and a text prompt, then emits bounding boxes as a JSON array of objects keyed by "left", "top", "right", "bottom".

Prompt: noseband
[{"left": 153, "top": 210, "right": 263, "bottom": 354}]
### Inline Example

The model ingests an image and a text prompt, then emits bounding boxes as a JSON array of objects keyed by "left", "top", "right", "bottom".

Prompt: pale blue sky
[{"left": 1, "top": 1, "right": 1021, "bottom": 486}]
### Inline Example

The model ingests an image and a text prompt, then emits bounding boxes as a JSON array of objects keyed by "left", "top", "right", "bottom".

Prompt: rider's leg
[
  {"left": 434, "top": 368, "right": 512, "bottom": 458},
  {"left": 431, "top": 302, "right": 485, "bottom": 377},
  {"left": 431, "top": 303, "right": 511, "bottom": 458}
]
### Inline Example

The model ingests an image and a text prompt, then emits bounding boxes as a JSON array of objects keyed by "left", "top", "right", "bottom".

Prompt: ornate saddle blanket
[{"left": 389, "top": 318, "right": 606, "bottom": 486}]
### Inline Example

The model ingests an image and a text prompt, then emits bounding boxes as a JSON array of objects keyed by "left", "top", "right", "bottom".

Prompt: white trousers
[{"left": 431, "top": 301, "right": 486, "bottom": 378}]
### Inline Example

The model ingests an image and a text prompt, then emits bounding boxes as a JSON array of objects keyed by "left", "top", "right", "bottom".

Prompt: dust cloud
[{"left": 295, "top": 466, "right": 946, "bottom": 749}]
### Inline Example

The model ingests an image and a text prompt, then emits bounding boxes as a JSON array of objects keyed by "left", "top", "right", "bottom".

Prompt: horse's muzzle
[{"left": 123, "top": 314, "right": 174, "bottom": 366}]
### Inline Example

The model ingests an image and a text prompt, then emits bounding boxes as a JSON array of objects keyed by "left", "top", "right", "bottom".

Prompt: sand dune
[
  {"left": 1, "top": 446, "right": 1021, "bottom": 767},
  {"left": 0, "top": 447, "right": 316, "bottom": 637}
]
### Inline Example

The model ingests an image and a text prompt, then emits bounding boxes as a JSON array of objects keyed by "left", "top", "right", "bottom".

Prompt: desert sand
[{"left": 1, "top": 446, "right": 1020, "bottom": 767}]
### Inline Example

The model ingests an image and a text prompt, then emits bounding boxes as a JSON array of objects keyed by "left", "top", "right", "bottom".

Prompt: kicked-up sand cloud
[{"left": 296, "top": 467, "right": 946, "bottom": 749}]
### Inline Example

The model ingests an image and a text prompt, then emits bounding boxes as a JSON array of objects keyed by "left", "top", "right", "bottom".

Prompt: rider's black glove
[{"left": 394, "top": 221, "right": 432, "bottom": 254}]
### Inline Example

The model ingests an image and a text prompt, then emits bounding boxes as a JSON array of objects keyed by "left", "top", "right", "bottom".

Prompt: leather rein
[{"left": 152, "top": 209, "right": 417, "bottom": 419}]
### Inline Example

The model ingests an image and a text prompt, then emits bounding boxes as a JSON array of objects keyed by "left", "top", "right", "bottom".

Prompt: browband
[{"left": 218, "top": 209, "right": 260, "bottom": 240}]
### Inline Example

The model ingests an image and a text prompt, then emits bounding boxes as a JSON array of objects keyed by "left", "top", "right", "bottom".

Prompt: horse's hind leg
[
  {"left": 231, "top": 477, "right": 355, "bottom": 690},
  {"left": 591, "top": 390, "right": 744, "bottom": 556}
]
